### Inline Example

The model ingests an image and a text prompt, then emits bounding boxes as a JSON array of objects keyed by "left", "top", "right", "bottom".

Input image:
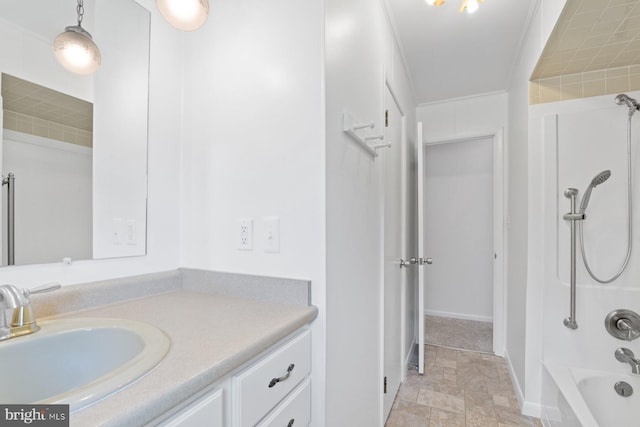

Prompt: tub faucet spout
[{"left": 615, "top": 348, "right": 640, "bottom": 374}]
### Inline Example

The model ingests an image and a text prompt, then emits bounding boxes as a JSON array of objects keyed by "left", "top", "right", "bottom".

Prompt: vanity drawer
[
  {"left": 233, "top": 330, "right": 311, "bottom": 427},
  {"left": 257, "top": 379, "right": 310, "bottom": 427},
  {"left": 159, "top": 388, "right": 223, "bottom": 427}
]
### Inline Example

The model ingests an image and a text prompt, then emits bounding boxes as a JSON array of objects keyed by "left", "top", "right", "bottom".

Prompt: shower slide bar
[
  {"left": 2, "top": 173, "right": 15, "bottom": 266},
  {"left": 563, "top": 187, "right": 581, "bottom": 329}
]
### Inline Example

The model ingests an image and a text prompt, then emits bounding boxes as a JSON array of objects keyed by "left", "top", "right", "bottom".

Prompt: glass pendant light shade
[
  {"left": 465, "top": 0, "right": 479, "bottom": 13},
  {"left": 156, "top": 0, "right": 209, "bottom": 31},
  {"left": 53, "top": 26, "right": 102, "bottom": 75}
]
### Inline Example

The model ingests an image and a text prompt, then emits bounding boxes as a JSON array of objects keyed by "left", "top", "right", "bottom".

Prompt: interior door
[
  {"left": 382, "top": 85, "right": 404, "bottom": 419},
  {"left": 416, "top": 122, "right": 425, "bottom": 374}
]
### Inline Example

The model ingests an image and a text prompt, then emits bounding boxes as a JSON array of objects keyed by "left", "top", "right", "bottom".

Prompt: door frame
[
  {"left": 380, "top": 70, "right": 408, "bottom": 422},
  {"left": 422, "top": 129, "right": 506, "bottom": 356}
]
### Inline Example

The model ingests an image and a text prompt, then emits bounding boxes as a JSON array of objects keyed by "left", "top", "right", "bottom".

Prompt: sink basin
[{"left": 0, "top": 317, "right": 170, "bottom": 412}]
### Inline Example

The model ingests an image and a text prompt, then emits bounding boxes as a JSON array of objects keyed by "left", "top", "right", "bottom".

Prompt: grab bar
[
  {"left": 2, "top": 173, "right": 15, "bottom": 266},
  {"left": 562, "top": 187, "right": 582, "bottom": 329}
]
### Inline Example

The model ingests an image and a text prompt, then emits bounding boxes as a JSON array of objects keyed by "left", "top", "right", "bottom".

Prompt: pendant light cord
[{"left": 76, "top": 0, "right": 84, "bottom": 27}]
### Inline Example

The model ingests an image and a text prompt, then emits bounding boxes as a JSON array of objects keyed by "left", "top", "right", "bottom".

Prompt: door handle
[
  {"left": 420, "top": 257, "right": 433, "bottom": 265},
  {"left": 400, "top": 257, "right": 419, "bottom": 268}
]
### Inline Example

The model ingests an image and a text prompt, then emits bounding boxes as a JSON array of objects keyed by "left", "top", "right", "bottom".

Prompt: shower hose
[{"left": 579, "top": 114, "right": 633, "bottom": 284}]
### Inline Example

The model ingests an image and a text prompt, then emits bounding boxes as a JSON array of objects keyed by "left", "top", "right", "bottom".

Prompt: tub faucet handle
[
  {"left": 617, "top": 318, "right": 640, "bottom": 341},
  {"left": 615, "top": 348, "right": 640, "bottom": 374}
]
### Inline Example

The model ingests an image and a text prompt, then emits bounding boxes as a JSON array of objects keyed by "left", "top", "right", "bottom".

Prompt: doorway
[
  {"left": 416, "top": 127, "right": 505, "bottom": 366},
  {"left": 423, "top": 137, "right": 494, "bottom": 353}
]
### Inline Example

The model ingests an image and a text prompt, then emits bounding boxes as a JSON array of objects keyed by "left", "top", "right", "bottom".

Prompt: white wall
[
  {"left": 416, "top": 92, "right": 508, "bottom": 140},
  {"left": 2, "top": 132, "right": 92, "bottom": 265},
  {"left": 326, "top": 0, "right": 416, "bottom": 424},
  {"left": 178, "top": 0, "right": 326, "bottom": 424},
  {"left": 423, "top": 138, "right": 494, "bottom": 321},
  {"left": 0, "top": 0, "right": 182, "bottom": 286},
  {"left": 506, "top": 0, "right": 567, "bottom": 415},
  {"left": 93, "top": 0, "right": 150, "bottom": 258}
]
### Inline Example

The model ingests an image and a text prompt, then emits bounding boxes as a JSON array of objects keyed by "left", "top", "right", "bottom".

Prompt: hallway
[{"left": 385, "top": 346, "right": 543, "bottom": 427}]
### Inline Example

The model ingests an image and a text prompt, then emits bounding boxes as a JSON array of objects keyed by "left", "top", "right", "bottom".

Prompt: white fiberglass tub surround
[{"left": 543, "top": 364, "right": 640, "bottom": 427}]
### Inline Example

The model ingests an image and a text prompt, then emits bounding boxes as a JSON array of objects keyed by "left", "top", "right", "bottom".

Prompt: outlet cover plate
[{"left": 237, "top": 218, "right": 253, "bottom": 251}]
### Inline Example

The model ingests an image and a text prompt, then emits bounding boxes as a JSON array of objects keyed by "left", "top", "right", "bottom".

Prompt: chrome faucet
[
  {"left": 615, "top": 348, "right": 640, "bottom": 374},
  {"left": 0, "top": 283, "right": 61, "bottom": 341}
]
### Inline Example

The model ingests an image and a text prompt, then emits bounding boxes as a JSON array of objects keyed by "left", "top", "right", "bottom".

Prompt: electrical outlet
[{"left": 237, "top": 218, "right": 253, "bottom": 251}]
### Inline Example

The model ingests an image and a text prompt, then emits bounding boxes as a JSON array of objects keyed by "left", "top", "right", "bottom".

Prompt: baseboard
[
  {"left": 522, "top": 401, "right": 542, "bottom": 418},
  {"left": 503, "top": 349, "right": 542, "bottom": 419},
  {"left": 424, "top": 309, "right": 492, "bottom": 323},
  {"left": 503, "top": 349, "right": 525, "bottom": 409}
]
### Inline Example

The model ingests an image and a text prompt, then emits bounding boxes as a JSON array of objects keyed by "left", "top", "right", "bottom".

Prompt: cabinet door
[
  {"left": 257, "top": 379, "right": 310, "bottom": 427},
  {"left": 160, "top": 389, "right": 223, "bottom": 427}
]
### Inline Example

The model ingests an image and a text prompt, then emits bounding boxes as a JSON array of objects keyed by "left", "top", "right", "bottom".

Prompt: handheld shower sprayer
[
  {"left": 616, "top": 94, "right": 640, "bottom": 117},
  {"left": 579, "top": 170, "right": 611, "bottom": 215}
]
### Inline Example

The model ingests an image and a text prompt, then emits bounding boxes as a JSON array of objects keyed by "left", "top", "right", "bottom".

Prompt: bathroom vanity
[{"left": 23, "top": 269, "right": 317, "bottom": 427}]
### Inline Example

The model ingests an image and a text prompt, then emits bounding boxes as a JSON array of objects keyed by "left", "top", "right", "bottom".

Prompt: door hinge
[
  {"left": 385, "top": 110, "right": 389, "bottom": 127},
  {"left": 384, "top": 376, "right": 387, "bottom": 393}
]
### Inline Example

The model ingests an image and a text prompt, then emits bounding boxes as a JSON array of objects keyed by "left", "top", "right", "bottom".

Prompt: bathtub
[{"left": 542, "top": 363, "right": 640, "bottom": 427}]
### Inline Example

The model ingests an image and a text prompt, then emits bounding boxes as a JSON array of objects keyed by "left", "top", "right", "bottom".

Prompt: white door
[
  {"left": 383, "top": 85, "right": 404, "bottom": 419},
  {"left": 416, "top": 123, "right": 425, "bottom": 374}
]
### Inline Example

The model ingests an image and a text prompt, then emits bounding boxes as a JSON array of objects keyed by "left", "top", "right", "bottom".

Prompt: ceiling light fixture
[
  {"left": 156, "top": 0, "right": 210, "bottom": 31},
  {"left": 53, "top": 0, "right": 101, "bottom": 75},
  {"left": 424, "top": 0, "right": 485, "bottom": 14}
]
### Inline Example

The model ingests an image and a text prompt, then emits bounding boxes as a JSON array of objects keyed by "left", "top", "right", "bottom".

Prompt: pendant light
[
  {"left": 156, "top": 0, "right": 209, "bottom": 31},
  {"left": 424, "top": 0, "right": 485, "bottom": 14},
  {"left": 53, "top": 0, "right": 101, "bottom": 75}
]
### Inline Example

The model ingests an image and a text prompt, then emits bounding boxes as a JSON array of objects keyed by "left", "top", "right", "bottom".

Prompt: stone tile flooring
[
  {"left": 425, "top": 316, "right": 493, "bottom": 354},
  {"left": 385, "top": 345, "right": 544, "bottom": 427}
]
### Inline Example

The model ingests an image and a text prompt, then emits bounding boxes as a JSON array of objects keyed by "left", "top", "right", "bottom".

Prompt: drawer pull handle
[
  {"left": 268, "top": 363, "right": 295, "bottom": 388},
  {"left": 288, "top": 419, "right": 295, "bottom": 427}
]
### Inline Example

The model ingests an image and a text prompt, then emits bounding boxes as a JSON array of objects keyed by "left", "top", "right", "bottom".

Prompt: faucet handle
[
  {"left": 615, "top": 347, "right": 636, "bottom": 362},
  {"left": 22, "top": 282, "right": 61, "bottom": 298}
]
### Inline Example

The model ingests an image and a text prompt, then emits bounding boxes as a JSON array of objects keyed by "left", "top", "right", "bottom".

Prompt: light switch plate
[{"left": 264, "top": 216, "right": 280, "bottom": 253}]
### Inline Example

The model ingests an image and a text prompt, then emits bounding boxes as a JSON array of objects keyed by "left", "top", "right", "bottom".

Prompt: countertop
[{"left": 50, "top": 290, "right": 318, "bottom": 427}]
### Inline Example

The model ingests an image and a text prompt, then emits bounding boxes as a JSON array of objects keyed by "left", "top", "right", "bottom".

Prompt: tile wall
[
  {"left": 529, "top": 64, "right": 640, "bottom": 104},
  {"left": 3, "top": 110, "right": 93, "bottom": 147}
]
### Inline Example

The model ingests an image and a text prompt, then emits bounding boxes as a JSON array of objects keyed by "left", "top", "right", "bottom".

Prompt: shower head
[
  {"left": 591, "top": 170, "right": 611, "bottom": 187},
  {"left": 579, "top": 170, "right": 611, "bottom": 214},
  {"left": 616, "top": 94, "right": 640, "bottom": 117}
]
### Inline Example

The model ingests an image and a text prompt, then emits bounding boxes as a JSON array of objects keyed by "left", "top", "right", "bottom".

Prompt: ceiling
[{"left": 385, "top": 0, "right": 536, "bottom": 104}]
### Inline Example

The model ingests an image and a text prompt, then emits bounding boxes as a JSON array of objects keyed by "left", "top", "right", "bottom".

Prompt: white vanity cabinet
[{"left": 153, "top": 328, "right": 311, "bottom": 427}]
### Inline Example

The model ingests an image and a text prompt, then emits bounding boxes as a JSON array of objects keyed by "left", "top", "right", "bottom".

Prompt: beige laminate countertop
[{"left": 51, "top": 290, "right": 318, "bottom": 427}]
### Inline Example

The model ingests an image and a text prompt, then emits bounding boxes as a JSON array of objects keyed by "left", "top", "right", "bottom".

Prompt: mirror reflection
[{"left": 0, "top": 0, "right": 150, "bottom": 266}]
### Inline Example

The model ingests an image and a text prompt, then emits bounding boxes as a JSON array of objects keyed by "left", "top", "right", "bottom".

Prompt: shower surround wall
[{"left": 529, "top": 90, "right": 640, "bottom": 411}]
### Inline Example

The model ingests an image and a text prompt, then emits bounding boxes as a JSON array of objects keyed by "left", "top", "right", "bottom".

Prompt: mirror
[{"left": 0, "top": 0, "right": 150, "bottom": 266}]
